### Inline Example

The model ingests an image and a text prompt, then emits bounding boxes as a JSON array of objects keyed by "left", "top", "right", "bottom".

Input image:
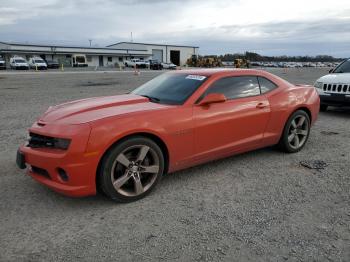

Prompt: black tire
[
  {"left": 320, "top": 104, "right": 328, "bottom": 112},
  {"left": 98, "top": 136, "right": 164, "bottom": 202},
  {"left": 278, "top": 110, "right": 311, "bottom": 153}
]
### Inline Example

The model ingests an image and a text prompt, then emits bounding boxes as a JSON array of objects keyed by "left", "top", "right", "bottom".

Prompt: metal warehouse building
[
  {"left": 107, "top": 42, "right": 199, "bottom": 66},
  {"left": 0, "top": 41, "right": 199, "bottom": 67}
]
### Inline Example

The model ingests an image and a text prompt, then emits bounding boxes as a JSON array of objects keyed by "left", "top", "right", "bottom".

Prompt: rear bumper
[{"left": 320, "top": 94, "right": 350, "bottom": 106}]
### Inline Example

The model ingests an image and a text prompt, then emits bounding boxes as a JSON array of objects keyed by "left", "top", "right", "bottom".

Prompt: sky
[{"left": 0, "top": 0, "right": 350, "bottom": 57}]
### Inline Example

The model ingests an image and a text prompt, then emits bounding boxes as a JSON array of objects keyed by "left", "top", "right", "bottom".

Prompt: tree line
[{"left": 203, "top": 52, "right": 345, "bottom": 62}]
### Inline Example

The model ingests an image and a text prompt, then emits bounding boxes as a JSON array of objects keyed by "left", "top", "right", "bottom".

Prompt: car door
[{"left": 193, "top": 75, "right": 271, "bottom": 161}]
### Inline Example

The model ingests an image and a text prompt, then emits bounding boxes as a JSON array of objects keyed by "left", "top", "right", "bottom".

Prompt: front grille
[
  {"left": 323, "top": 83, "right": 350, "bottom": 94},
  {"left": 31, "top": 166, "right": 51, "bottom": 180},
  {"left": 28, "top": 133, "right": 56, "bottom": 148}
]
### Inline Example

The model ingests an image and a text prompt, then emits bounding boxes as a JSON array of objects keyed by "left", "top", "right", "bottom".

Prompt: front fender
[{"left": 86, "top": 117, "right": 169, "bottom": 157}]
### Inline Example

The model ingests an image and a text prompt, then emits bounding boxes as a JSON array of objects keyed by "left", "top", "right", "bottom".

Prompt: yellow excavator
[
  {"left": 187, "top": 55, "right": 222, "bottom": 67},
  {"left": 234, "top": 58, "right": 250, "bottom": 68},
  {"left": 186, "top": 55, "right": 198, "bottom": 67}
]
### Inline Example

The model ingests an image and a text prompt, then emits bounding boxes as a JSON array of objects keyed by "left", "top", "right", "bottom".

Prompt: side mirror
[
  {"left": 329, "top": 68, "right": 334, "bottom": 74},
  {"left": 198, "top": 93, "right": 227, "bottom": 106}
]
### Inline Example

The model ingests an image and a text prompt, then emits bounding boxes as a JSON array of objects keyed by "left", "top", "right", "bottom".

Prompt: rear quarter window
[{"left": 257, "top": 76, "right": 278, "bottom": 93}]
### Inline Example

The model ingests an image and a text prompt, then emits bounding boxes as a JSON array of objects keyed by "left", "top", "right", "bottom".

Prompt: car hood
[
  {"left": 38, "top": 94, "right": 171, "bottom": 125},
  {"left": 317, "top": 73, "right": 350, "bottom": 84}
]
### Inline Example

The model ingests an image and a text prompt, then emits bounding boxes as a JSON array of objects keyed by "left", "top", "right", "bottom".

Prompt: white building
[
  {"left": 0, "top": 41, "right": 199, "bottom": 67},
  {"left": 107, "top": 42, "right": 199, "bottom": 66}
]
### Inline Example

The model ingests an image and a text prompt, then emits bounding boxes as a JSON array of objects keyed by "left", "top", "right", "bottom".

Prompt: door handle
[{"left": 256, "top": 102, "right": 268, "bottom": 109}]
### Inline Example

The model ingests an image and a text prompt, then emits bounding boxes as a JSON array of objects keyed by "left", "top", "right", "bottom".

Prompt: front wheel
[
  {"left": 278, "top": 110, "right": 311, "bottom": 153},
  {"left": 98, "top": 136, "right": 164, "bottom": 202}
]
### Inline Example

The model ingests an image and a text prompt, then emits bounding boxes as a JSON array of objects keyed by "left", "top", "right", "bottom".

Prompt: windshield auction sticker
[{"left": 186, "top": 75, "right": 207, "bottom": 81}]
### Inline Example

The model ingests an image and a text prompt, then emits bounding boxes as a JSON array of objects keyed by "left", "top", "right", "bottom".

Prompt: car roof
[
  {"left": 170, "top": 68, "right": 267, "bottom": 77},
  {"left": 169, "top": 68, "right": 292, "bottom": 87}
]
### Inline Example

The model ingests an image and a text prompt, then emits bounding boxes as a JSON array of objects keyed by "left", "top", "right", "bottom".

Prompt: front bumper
[
  {"left": 320, "top": 94, "right": 350, "bottom": 106},
  {"left": 32, "top": 66, "right": 47, "bottom": 70},
  {"left": 47, "top": 65, "right": 59, "bottom": 69},
  {"left": 74, "top": 64, "right": 88, "bottom": 67},
  {"left": 16, "top": 122, "right": 100, "bottom": 197},
  {"left": 14, "top": 66, "right": 29, "bottom": 70}
]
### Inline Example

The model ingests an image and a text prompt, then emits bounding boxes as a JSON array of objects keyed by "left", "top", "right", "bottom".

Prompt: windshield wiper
[{"left": 140, "top": 95, "right": 160, "bottom": 103}]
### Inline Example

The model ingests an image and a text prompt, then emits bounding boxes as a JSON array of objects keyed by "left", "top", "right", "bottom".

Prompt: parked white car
[
  {"left": 124, "top": 59, "right": 147, "bottom": 68},
  {"left": 28, "top": 57, "right": 47, "bottom": 70},
  {"left": 314, "top": 58, "right": 350, "bottom": 111},
  {"left": 161, "top": 62, "right": 177, "bottom": 70},
  {"left": 0, "top": 56, "right": 6, "bottom": 70},
  {"left": 9, "top": 56, "right": 29, "bottom": 70}
]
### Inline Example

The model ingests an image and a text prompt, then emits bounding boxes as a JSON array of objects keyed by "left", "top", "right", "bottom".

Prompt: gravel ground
[{"left": 0, "top": 68, "right": 349, "bottom": 262}]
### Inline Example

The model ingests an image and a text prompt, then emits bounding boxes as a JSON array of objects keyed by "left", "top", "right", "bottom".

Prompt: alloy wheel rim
[
  {"left": 287, "top": 115, "right": 309, "bottom": 149},
  {"left": 111, "top": 145, "right": 160, "bottom": 197}
]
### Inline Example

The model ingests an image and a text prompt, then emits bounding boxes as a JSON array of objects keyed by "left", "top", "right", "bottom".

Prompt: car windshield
[
  {"left": 132, "top": 73, "right": 208, "bottom": 105},
  {"left": 15, "top": 59, "right": 25, "bottom": 63},
  {"left": 333, "top": 59, "right": 350, "bottom": 73},
  {"left": 35, "top": 60, "right": 44, "bottom": 63}
]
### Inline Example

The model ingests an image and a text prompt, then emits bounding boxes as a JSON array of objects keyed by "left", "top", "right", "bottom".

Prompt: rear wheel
[
  {"left": 320, "top": 104, "right": 328, "bottom": 112},
  {"left": 98, "top": 136, "right": 164, "bottom": 202},
  {"left": 278, "top": 110, "right": 310, "bottom": 153}
]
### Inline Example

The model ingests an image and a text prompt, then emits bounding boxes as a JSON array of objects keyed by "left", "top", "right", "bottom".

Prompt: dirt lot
[{"left": 0, "top": 68, "right": 349, "bottom": 261}]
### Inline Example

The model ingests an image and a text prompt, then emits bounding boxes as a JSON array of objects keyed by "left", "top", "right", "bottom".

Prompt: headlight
[
  {"left": 28, "top": 132, "right": 71, "bottom": 150},
  {"left": 314, "top": 81, "right": 323, "bottom": 89},
  {"left": 54, "top": 138, "right": 71, "bottom": 150}
]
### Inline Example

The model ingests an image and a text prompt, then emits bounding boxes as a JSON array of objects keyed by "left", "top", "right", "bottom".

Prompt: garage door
[
  {"left": 170, "top": 50, "right": 180, "bottom": 66},
  {"left": 152, "top": 49, "right": 163, "bottom": 62}
]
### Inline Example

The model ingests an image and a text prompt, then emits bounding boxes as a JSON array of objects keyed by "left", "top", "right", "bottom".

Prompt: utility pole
[{"left": 88, "top": 39, "right": 92, "bottom": 47}]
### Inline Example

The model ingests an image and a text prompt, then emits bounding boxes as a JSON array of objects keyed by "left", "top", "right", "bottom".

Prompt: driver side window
[{"left": 206, "top": 76, "right": 260, "bottom": 100}]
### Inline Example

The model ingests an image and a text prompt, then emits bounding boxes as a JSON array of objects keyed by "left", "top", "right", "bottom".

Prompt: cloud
[{"left": 0, "top": 0, "right": 349, "bottom": 56}]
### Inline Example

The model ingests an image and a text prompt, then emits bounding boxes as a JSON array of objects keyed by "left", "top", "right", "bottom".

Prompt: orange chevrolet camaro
[{"left": 17, "top": 69, "right": 320, "bottom": 202}]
